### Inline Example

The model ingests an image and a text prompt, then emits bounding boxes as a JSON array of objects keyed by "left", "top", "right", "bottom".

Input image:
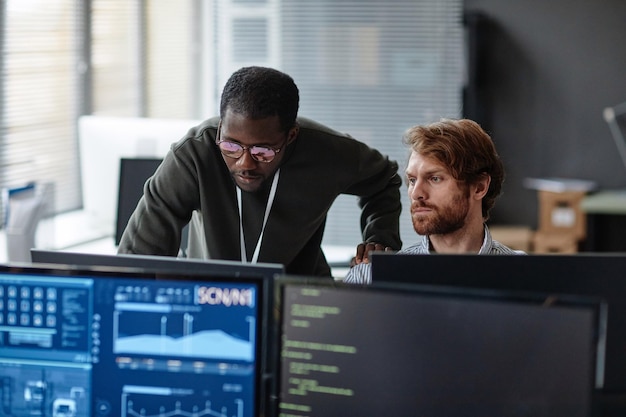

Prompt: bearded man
[{"left": 344, "top": 118, "right": 524, "bottom": 284}]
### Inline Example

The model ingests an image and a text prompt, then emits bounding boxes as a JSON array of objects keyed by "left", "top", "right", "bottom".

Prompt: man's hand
[{"left": 351, "top": 242, "right": 395, "bottom": 266}]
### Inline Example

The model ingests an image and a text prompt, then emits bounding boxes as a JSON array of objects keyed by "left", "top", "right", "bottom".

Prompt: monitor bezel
[
  {"left": 114, "top": 157, "right": 163, "bottom": 246},
  {"left": 272, "top": 275, "right": 606, "bottom": 416},
  {"left": 0, "top": 263, "right": 273, "bottom": 416},
  {"left": 369, "top": 252, "right": 626, "bottom": 393},
  {"left": 20, "top": 257, "right": 282, "bottom": 416}
]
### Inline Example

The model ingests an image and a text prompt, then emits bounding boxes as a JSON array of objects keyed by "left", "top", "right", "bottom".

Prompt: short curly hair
[{"left": 220, "top": 66, "right": 299, "bottom": 134}]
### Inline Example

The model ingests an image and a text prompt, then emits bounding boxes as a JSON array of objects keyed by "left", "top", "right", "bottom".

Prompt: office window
[
  {"left": 145, "top": 2, "right": 197, "bottom": 118},
  {"left": 0, "top": 0, "right": 200, "bottom": 221},
  {"left": 1, "top": 0, "right": 462, "bottom": 249},
  {"left": 91, "top": 0, "right": 141, "bottom": 116},
  {"left": 91, "top": 0, "right": 197, "bottom": 118},
  {"left": 282, "top": 1, "right": 464, "bottom": 245},
  {"left": 213, "top": 0, "right": 463, "bottom": 246},
  {"left": 0, "top": 0, "right": 84, "bottom": 215}
]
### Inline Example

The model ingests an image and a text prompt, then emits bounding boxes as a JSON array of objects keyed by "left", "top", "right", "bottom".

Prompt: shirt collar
[{"left": 423, "top": 224, "right": 492, "bottom": 254}]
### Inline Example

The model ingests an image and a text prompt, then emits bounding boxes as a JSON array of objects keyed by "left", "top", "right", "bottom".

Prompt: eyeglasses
[{"left": 215, "top": 127, "right": 285, "bottom": 163}]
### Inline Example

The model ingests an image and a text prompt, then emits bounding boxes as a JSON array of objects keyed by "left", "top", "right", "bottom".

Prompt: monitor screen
[
  {"left": 275, "top": 279, "right": 604, "bottom": 417},
  {"left": 370, "top": 253, "right": 626, "bottom": 394},
  {"left": 0, "top": 263, "right": 268, "bottom": 417},
  {"left": 29, "top": 250, "right": 285, "bottom": 398},
  {"left": 115, "top": 157, "right": 163, "bottom": 245}
]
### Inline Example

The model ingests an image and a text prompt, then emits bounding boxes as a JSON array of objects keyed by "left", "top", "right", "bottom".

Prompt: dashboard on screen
[{"left": 0, "top": 264, "right": 268, "bottom": 417}]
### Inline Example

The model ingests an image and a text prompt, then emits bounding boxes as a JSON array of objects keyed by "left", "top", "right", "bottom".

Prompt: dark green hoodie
[{"left": 118, "top": 116, "right": 402, "bottom": 276}]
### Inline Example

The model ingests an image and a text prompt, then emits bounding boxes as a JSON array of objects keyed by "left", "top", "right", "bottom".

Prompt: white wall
[{"left": 78, "top": 116, "right": 202, "bottom": 238}]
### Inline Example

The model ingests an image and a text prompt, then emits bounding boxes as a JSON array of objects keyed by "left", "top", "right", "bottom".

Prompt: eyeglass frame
[{"left": 215, "top": 122, "right": 288, "bottom": 163}]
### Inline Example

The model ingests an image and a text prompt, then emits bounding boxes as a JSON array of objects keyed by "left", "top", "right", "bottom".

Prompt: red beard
[{"left": 410, "top": 192, "right": 469, "bottom": 236}]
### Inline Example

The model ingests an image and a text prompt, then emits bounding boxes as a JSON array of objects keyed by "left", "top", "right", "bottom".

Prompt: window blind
[
  {"left": 281, "top": 0, "right": 464, "bottom": 246},
  {"left": 145, "top": 1, "right": 196, "bottom": 119},
  {"left": 0, "top": 0, "right": 463, "bottom": 249},
  {"left": 1, "top": 0, "right": 83, "bottom": 216},
  {"left": 0, "top": 0, "right": 200, "bottom": 222},
  {"left": 91, "top": 0, "right": 141, "bottom": 116},
  {"left": 220, "top": 0, "right": 464, "bottom": 246}
]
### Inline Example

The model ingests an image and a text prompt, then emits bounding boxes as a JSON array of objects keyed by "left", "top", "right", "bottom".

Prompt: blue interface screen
[{"left": 0, "top": 272, "right": 261, "bottom": 417}]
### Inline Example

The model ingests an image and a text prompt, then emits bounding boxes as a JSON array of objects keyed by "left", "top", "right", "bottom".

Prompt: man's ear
[
  {"left": 286, "top": 123, "right": 299, "bottom": 145},
  {"left": 473, "top": 173, "right": 491, "bottom": 200}
]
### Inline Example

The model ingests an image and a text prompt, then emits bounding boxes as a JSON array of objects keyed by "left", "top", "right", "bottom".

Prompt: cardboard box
[
  {"left": 537, "top": 190, "right": 587, "bottom": 240},
  {"left": 489, "top": 225, "right": 534, "bottom": 252},
  {"left": 532, "top": 231, "right": 579, "bottom": 254}
]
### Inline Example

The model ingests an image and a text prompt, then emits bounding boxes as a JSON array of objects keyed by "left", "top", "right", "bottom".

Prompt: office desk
[{"left": 581, "top": 190, "right": 626, "bottom": 252}]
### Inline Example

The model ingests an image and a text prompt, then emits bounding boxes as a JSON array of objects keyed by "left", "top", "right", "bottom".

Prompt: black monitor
[
  {"left": 274, "top": 278, "right": 605, "bottom": 417},
  {"left": 0, "top": 262, "right": 271, "bottom": 417},
  {"left": 370, "top": 253, "right": 626, "bottom": 395},
  {"left": 115, "top": 157, "right": 163, "bottom": 246}
]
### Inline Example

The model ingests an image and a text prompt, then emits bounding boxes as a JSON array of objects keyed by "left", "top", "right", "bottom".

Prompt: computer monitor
[
  {"left": 29, "top": 251, "right": 284, "bottom": 301},
  {"left": 274, "top": 278, "right": 605, "bottom": 417},
  {"left": 370, "top": 253, "right": 626, "bottom": 394},
  {"left": 115, "top": 157, "right": 163, "bottom": 246},
  {"left": 0, "top": 262, "right": 270, "bottom": 417},
  {"left": 29, "top": 250, "right": 285, "bottom": 387}
]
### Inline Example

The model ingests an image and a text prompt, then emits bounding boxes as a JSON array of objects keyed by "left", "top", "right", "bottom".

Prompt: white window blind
[
  {"left": 146, "top": 2, "right": 196, "bottom": 119},
  {"left": 91, "top": 0, "right": 197, "bottom": 119},
  {"left": 0, "top": 0, "right": 201, "bottom": 223},
  {"left": 218, "top": 0, "right": 464, "bottom": 246},
  {"left": 1, "top": 0, "right": 83, "bottom": 215},
  {"left": 91, "top": 0, "right": 141, "bottom": 116},
  {"left": 1, "top": 0, "right": 462, "bottom": 249}
]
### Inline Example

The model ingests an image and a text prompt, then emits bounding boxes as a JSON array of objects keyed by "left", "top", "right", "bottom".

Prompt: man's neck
[{"left": 428, "top": 220, "right": 485, "bottom": 254}]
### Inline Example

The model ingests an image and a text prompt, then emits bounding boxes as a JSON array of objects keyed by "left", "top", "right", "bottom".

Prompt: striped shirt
[{"left": 343, "top": 226, "right": 525, "bottom": 284}]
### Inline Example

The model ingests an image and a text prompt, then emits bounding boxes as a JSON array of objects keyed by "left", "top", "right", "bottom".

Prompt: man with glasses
[{"left": 118, "top": 66, "right": 402, "bottom": 277}]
